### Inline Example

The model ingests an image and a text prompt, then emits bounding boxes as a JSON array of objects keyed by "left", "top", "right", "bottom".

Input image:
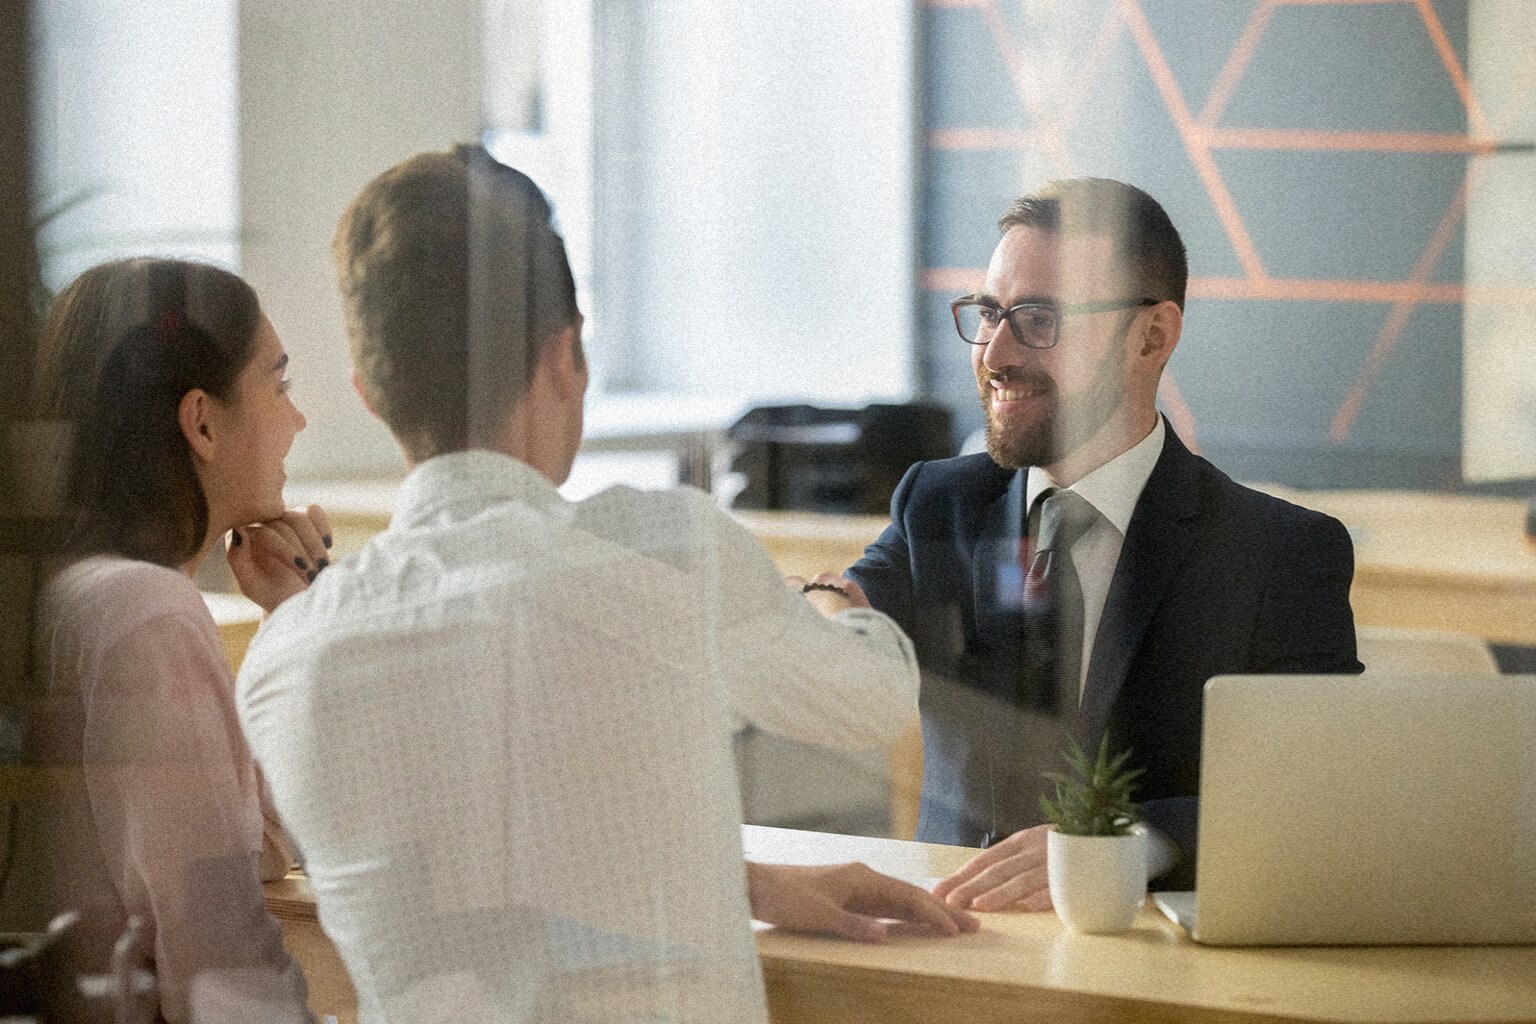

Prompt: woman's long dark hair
[{"left": 33, "top": 258, "right": 262, "bottom": 568}]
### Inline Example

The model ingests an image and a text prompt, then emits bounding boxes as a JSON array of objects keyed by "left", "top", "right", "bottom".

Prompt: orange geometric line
[
  {"left": 1061, "top": 5, "right": 1127, "bottom": 131},
  {"left": 977, "top": 0, "right": 1075, "bottom": 175},
  {"left": 1198, "top": 0, "right": 1276, "bottom": 129},
  {"left": 928, "top": 129, "right": 1049, "bottom": 150},
  {"left": 1329, "top": 174, "right": 1471, "bottom": 442},
  {"left": 1120, "top": 0, "right": 1268, "bottom": 282},
  {"left": 1412, "top": 0, "right": 1490, "bottom": 139},
  {"left": 1157, "top": 373, "right": 1200, "bottom": 454},
  {"left": 1204, "top": 127, "right": 1506, "bottom": 154}
]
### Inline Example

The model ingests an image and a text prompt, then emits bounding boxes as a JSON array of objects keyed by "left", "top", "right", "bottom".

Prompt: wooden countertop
[
  {"left": 266, "top": 826, "right": 1536, "bottom": 1024},
  {"left": 745, "top": 826, "right": 1536, "bottom": 1024},
  {"left": 1258, "top": 487, "right": 1536, "bottom": 589}
]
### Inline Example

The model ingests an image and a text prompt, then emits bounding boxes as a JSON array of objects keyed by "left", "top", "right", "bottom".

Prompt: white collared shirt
[
  {"left": 237, "top": 449, "right": 917, "bottom": 1024},
  {"left": 1025, "top": 416, "right": 1165, "bottom": 699}
]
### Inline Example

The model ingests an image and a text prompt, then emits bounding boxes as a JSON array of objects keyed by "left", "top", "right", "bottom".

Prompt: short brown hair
[
  {"left": 999, "top": 178, "right": 1188, "bottom": 310},
  {"left": 332, "top": 144, "right": 580, "bottom": 462},
  {"left": 34, "top": 258, "right": 263, "bottom": 567}
]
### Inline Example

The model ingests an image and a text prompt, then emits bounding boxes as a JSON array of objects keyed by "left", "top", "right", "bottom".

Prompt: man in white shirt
[
  {"left": 847, "top": 178, "right": 1361, "bottom": 908},
  {"left": 237, "top": 145, "right": 973, "bottom": 1024}
]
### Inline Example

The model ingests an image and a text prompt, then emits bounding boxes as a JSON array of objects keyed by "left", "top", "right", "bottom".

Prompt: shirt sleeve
[
  {"left": 695, "top": 493, "right": 919, "bottom": 748},
  {"left": 255, "top": 765, "right": 297, "bottom": 882},
  {"left": 82, "top": 611, "right": 310, "bottom": 1024}
]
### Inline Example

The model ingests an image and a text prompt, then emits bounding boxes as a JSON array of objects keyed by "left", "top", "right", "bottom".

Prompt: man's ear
[
  {"left": 547, "top": 322, "right": 586, "bottom": 403},
  {"left": 178, "top": 388, "right": 217, "bottom": 463},
  {"left": 1136, "top": 301, "right": 1182, "bottom": 368},
  {"left": 352, "top": 371, "right": 379, "bottom": 419}
]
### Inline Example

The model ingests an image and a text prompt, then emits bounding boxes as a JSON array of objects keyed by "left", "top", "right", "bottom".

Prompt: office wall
[
  {"left": 918, "top": 0, "right": 1493, "bottom": 489},
  {"left": 239, "top": 0, "right": 481, "bottom": 480},
  {"left": 590, "top": 0, "right": 915, "bottom": 407}
]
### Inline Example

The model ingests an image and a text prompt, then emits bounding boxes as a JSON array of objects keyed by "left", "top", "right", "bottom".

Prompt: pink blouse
[{"left": 2, "top": 555, "right": 308, "bottom": 1023}]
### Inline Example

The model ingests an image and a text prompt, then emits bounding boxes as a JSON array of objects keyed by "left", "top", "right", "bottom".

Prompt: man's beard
[
  {"left": 979, "top": 341, "right": 1128, "bottom": 470},
  {"left": 981, "top": 369, "right": 1056, "bottom": 468}
]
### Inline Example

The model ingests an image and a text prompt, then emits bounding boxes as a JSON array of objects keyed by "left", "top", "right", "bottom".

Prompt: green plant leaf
[
  {"left": 30, "top": 185, "right": 109, "bottom": 233},
  {"left": 1037, "top": 734, "right": 1144, "bottom": 836}
]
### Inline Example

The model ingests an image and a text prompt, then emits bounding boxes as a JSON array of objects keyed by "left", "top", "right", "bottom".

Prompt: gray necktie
[{"left": 1021, "top": 488, "right": 1099, "bottom": 715}]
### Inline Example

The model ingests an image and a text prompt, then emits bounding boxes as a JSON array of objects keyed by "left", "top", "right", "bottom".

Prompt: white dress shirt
[
  {"left": 237, "top": 450, "right": 918, "bottom": 1024},
  {"left": 1025, "top": 416, "right": 1165, "bottom": 699}
]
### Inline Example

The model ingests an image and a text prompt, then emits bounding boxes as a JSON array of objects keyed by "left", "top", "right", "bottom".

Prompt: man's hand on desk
[
  {"left": 932, "top": 824, "right": 1053, "bottom": 912},
  {"left": 934, "top": 823, "right": 1179, "bottom": 911},
  {"left": 746, "top": 861, "right": 980, "bottom": 943}
]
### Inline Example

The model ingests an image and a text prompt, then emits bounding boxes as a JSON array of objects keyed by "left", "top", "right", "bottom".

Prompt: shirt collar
[
  {"left": 393, "top": 449, "right": 567, "bottom": 531},
  {"left": 1024, "top": 416, "right": 1165, "bottom": 536}
]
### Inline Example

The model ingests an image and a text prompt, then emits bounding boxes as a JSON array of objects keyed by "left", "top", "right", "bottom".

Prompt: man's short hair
[
  {"left": 999, "top": 178, "right": 1188, "bottom": 310},
  {"left": 333, "top": 144, "right": 579, "bottom": 462}
]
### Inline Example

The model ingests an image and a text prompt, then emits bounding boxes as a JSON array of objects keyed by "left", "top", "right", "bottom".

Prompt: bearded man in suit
[{"left": 847, "top": 178, "right": 1362, "bottom": 907}]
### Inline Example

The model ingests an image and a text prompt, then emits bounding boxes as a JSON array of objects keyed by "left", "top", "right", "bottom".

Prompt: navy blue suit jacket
[{"left": 847, "top": 422, "right": 1362, "bottom": 887}]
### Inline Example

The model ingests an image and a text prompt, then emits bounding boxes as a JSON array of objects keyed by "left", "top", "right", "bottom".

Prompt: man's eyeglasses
[{"left": 950, "top": 296, "right": 1157, "bottom": 349}]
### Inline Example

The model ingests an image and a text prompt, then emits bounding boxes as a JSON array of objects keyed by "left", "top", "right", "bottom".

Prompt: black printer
[{"left": 726, "top": 402, "right": 953, "bottom": 515}]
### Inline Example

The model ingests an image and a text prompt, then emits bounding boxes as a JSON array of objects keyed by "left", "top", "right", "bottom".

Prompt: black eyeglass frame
[{"left": 950, "top": 296, "right": 1158, "bottom": 349}]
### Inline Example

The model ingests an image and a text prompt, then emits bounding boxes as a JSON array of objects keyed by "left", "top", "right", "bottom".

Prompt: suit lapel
[
  {"left": 970, "top": 467, "right": 1026, "bottom": 642},
  {"left": 1081, "top": 423, "right": 1204, "bottom": 740}
]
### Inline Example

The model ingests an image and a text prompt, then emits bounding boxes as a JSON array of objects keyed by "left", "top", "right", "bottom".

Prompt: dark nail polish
[
  {"left": 295, "top": 556, "right": 309, "bottom": 570},
  {"left": 231, "top": 530, "right": 242, "bottom": 547},
  {"left": 306, "top": 570, "right": 317, "bottom": 583},
  {"left": 322, "top": 534, "right": 332, "bottom": 549},
  {"left": 316, "top": 558, "right": 329, "bottom": 570}
]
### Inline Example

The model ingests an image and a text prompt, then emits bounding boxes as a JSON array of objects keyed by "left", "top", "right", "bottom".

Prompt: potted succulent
[{"left": 1041, "top": 735, "right": 1147, "bottom": 934}]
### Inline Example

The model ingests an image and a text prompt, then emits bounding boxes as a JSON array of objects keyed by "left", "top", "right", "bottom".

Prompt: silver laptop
[{"left": 1154, "top": 674, "right": 1536, "bottom": 945}]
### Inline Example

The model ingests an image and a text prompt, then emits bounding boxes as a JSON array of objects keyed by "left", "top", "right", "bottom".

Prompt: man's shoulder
[
  {"left": 573, "top": 482, "right": 716, "bottom": 521},
  {"left": 1171, "top": 447, "right": 1350, "bottom": 546},
  {"left": 900, "top": 452, "right": 1014, "bottom": 502}
]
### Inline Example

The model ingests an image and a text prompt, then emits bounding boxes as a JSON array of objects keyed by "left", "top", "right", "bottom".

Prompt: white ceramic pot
[{"left": 1047, "top": 828, "right": 1147, "bottom": 934}]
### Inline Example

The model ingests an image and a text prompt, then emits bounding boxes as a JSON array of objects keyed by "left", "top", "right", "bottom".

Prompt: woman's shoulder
[{"left": 46, "top": 554, "right": 209, "bottom": 636}]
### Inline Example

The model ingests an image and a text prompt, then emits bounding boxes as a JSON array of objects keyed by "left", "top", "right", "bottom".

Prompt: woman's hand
[{"left": 227, "top": 504, "right": 334, "bottom": 614}]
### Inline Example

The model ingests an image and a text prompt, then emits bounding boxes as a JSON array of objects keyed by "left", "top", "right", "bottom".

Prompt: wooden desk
[
  {"left": 265, "top": 827, "right": 1536, "bottom": 1024},
  {"left": 747, "top": 826, "right": 1536, "bottom": 1024}
]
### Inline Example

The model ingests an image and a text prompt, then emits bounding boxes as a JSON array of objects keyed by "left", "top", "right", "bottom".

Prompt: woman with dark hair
[{"left": 4, "top": 258, "right": 325, "bottom": 1022}]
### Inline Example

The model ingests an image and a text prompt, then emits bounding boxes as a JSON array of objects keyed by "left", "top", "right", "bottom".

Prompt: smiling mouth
[{"left": 987, "top": 374, "right": 1052, "bottom": 407}]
